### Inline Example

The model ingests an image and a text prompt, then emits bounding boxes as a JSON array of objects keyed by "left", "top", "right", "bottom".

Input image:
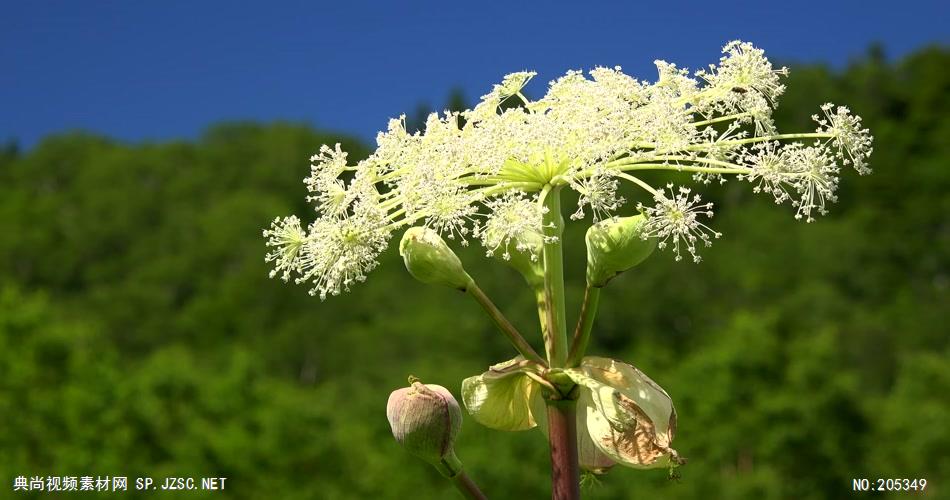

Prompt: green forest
[{"left": 1, "top": 46, "right": 947, "bottom": 499}]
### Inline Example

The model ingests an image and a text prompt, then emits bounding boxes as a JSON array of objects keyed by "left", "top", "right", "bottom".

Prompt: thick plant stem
[
  {"left": 450, "top": 471, "right": 488, "bottom": 500},
  {"left": 546, "top": 399, "right": 580, "bottom": 500},
  {"left": 540, "top": 185, "right": 568, "bottom": 368},
  {"left": 437, "top": 451, "right": 488, "bottom": 500},
  {"left": 467, "top": 283, "right": 546, "bottom": 365},
  {"left": 567, "top": 285, "right": 600, "bottom": 367},
  {"left": 539, "top": 183, "right": 580, "bottom": 499}
]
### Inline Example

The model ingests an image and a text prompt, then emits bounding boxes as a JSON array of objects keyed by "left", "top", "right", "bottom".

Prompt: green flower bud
[
  {"left": 585, "top": 215, "right": 656, "bottom": 287},
  {"left": 387, "top": 377, "right": 464, "bottom": 476},
  {"left": 399, "top": 227, "right": 473, "bottom": 291}
]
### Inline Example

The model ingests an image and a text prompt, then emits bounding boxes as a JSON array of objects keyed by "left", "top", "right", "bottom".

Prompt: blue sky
[{"left": 2, "top": 1, "right": 947, "bottom": 148}]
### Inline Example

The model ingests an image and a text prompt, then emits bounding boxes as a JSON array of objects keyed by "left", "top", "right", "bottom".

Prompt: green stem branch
[
  {"left": 616, "top": 163, "right": 748, "bottom": 175},
  {"left": 436, "top": 451, "right": 488, "bottom": 500},
  {"left": 609, "top": 154, "right": 746, "bottom": 170},
  {"left": 535, "top": 287, "right": 556, "bottom": 364},
  {"left": 687, "top": 132, "right": 832, "bottom": 149},
  {"left": 690, "top": 112, "right": 752, "bottom": 127},
  {"left": 567, "top": 285, "right": 600, "bottom": 367},
  {"left": 450, "top": 471, "right": 488, "bottom": 500},
  {"left": 616, "top": 172, "right": 660, "bottom": 196},
  {"left": 538, "top": 181, "right": 580, "bottom": 499},
  {"left": 467, "top": 283, "right": 546, "bottom": 365}
]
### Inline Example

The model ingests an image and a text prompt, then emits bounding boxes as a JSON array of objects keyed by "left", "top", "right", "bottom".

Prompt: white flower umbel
[
  {"left": 814, "top": 103, "right": 874, "bottom": 174},
  {"left": 294, "top": 202, "right": 391, "bottom": 299},
  {"left": 697, "top": 40, "right": 788, "bottom": 106},
  {"left": 569, "top": 169, "right": 624, "bottom": 222},
  {"left": 786, "top": 144, "right": 840, "bottom": 222},
  {"left": 468, "top": 71, "right": 536, "bottom": 122},
  {"left": 477, "top": 192, "right": 548, "bottom": 261},
  {"left": 638, "top": 184, "right": 721, "bottom": 263},
  {"left": 263, "top": 215, "right": 307, "bottom": 281},
  {"left": 305, "top": 144, "right": 351, "bottom": 217},
  {"left": 266, "top": 40, "right": 872, "bottom": 295}
]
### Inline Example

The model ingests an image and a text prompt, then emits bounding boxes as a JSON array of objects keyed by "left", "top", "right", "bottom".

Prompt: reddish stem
[
  {"left": 546, "top": 399, "right": 580, "bottom": 500},
  {"left": 451, "top": 470, "right": 487, "bottom": 500}
]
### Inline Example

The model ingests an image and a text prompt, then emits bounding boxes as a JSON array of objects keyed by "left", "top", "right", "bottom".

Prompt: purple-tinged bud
[{"left": 387, "top": 376, "right": 464, "bottom": 476}]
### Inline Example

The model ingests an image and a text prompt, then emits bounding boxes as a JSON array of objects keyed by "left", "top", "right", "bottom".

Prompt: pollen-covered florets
[
  {"left": 786, "top": 144, "right": 839, "bottom": 222},
  {"left": 263, "top": 215, "right": 307, "bottom": 281},
  {"left": 654, "top": 60, "right": 699, "bottom": 99},
  {"left": 635, "top": 89, "right": 697, "bottom": 151},
  {"left": 698, "top": 40, "right": 788, "bottom": 105},
  {"left": 638, "top": 185, "right": 721, "bottom": 263},
  {"left": 497, "top": 71, "right": 536, "bottom": 100},
  {"left": 374, "top": 115, "right": 412, "bottom": 167},
  {"left": 741, "top": 141, "right": 842, "bottom": 222},
  {"left": 589, "top": 66, "right": 644, "bottom": 104},
  {"left": 693, "top": 41, "right": 788, "bottom": 137},
  {"left": 477, "top": 192, "right": 547, "bottom": 260},
  {"left": 308, "top": 143, "right": 347, "bottom": 175},
  {"left": 305, "top": 144, "right": 348, "bottom": 213},
  {"left": 570, "top": 169, "right": 624, "bottom": 222},
  {"left": 467, "top": 71, "right": 536, "bottom": 122},
  {"left": 419, "top": 186, "right": 480, "bottom": 243},
  {"left": 526, "top": 67, "right": 640, "bottom": 166},
  {"left": 742, "top": 141, "right": 794, "bottom": 204},
  {"left": 814, "top": 103, "right": 874, "bottom": 175},
  {"left": 296, "top": 204, "right": 392, "bottom": 299}
]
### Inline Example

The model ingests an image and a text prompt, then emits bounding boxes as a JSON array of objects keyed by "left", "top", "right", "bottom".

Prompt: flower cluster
[
  {"left": 637, "top": 184, "right": 720, "bottom": 262},
  {"left": 475, "top": 192, "right": 549, "bottom": 261},
  {"left": 265, "top": 40, "right": 872, "bottom": 297}
]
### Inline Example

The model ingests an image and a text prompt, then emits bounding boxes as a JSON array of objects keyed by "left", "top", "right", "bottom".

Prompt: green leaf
[
  {"left": 460, "top": 357, "right": 544, "bottom": 431},
  {"left": 565, "top": 356, "right": 683, "bottom": 469}
]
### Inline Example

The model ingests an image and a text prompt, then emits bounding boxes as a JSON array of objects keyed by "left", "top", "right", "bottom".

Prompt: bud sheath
[
  {"left": 586, "top": 215, "right": 656, "bottom": 287},
  {"left": 400, "top": 227, "right": 473, "bottom": 291}
]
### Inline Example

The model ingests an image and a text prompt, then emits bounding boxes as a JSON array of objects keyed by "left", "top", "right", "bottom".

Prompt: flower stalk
[
  {"left": 540, "top": 184, "right": 569, "bottom": 368},
  {"left": 567, "top": 285, "right": 600, "bottom": 367},
  {"left": 539, "top": 184, "right": 582, "bottom": 499},
  {"left": 467, "top": 282, "right": 546, "bottom": 365},
  {"left": 450, "top": 469, "right": 488, "bottom": 500},
  {"left": 435, "top": 450, "right": 488, "bottom": 500}
]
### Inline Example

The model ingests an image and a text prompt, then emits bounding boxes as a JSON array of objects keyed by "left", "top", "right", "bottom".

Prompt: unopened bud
[
  {"left": 400, "top": 227, "right": 473, "bottom": 291},
  {"left": 586, "top": 215, "right": 656, "bottom": 287},
  {"left": 387, "top": 376, "right": 464, "bottom": 476}
]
